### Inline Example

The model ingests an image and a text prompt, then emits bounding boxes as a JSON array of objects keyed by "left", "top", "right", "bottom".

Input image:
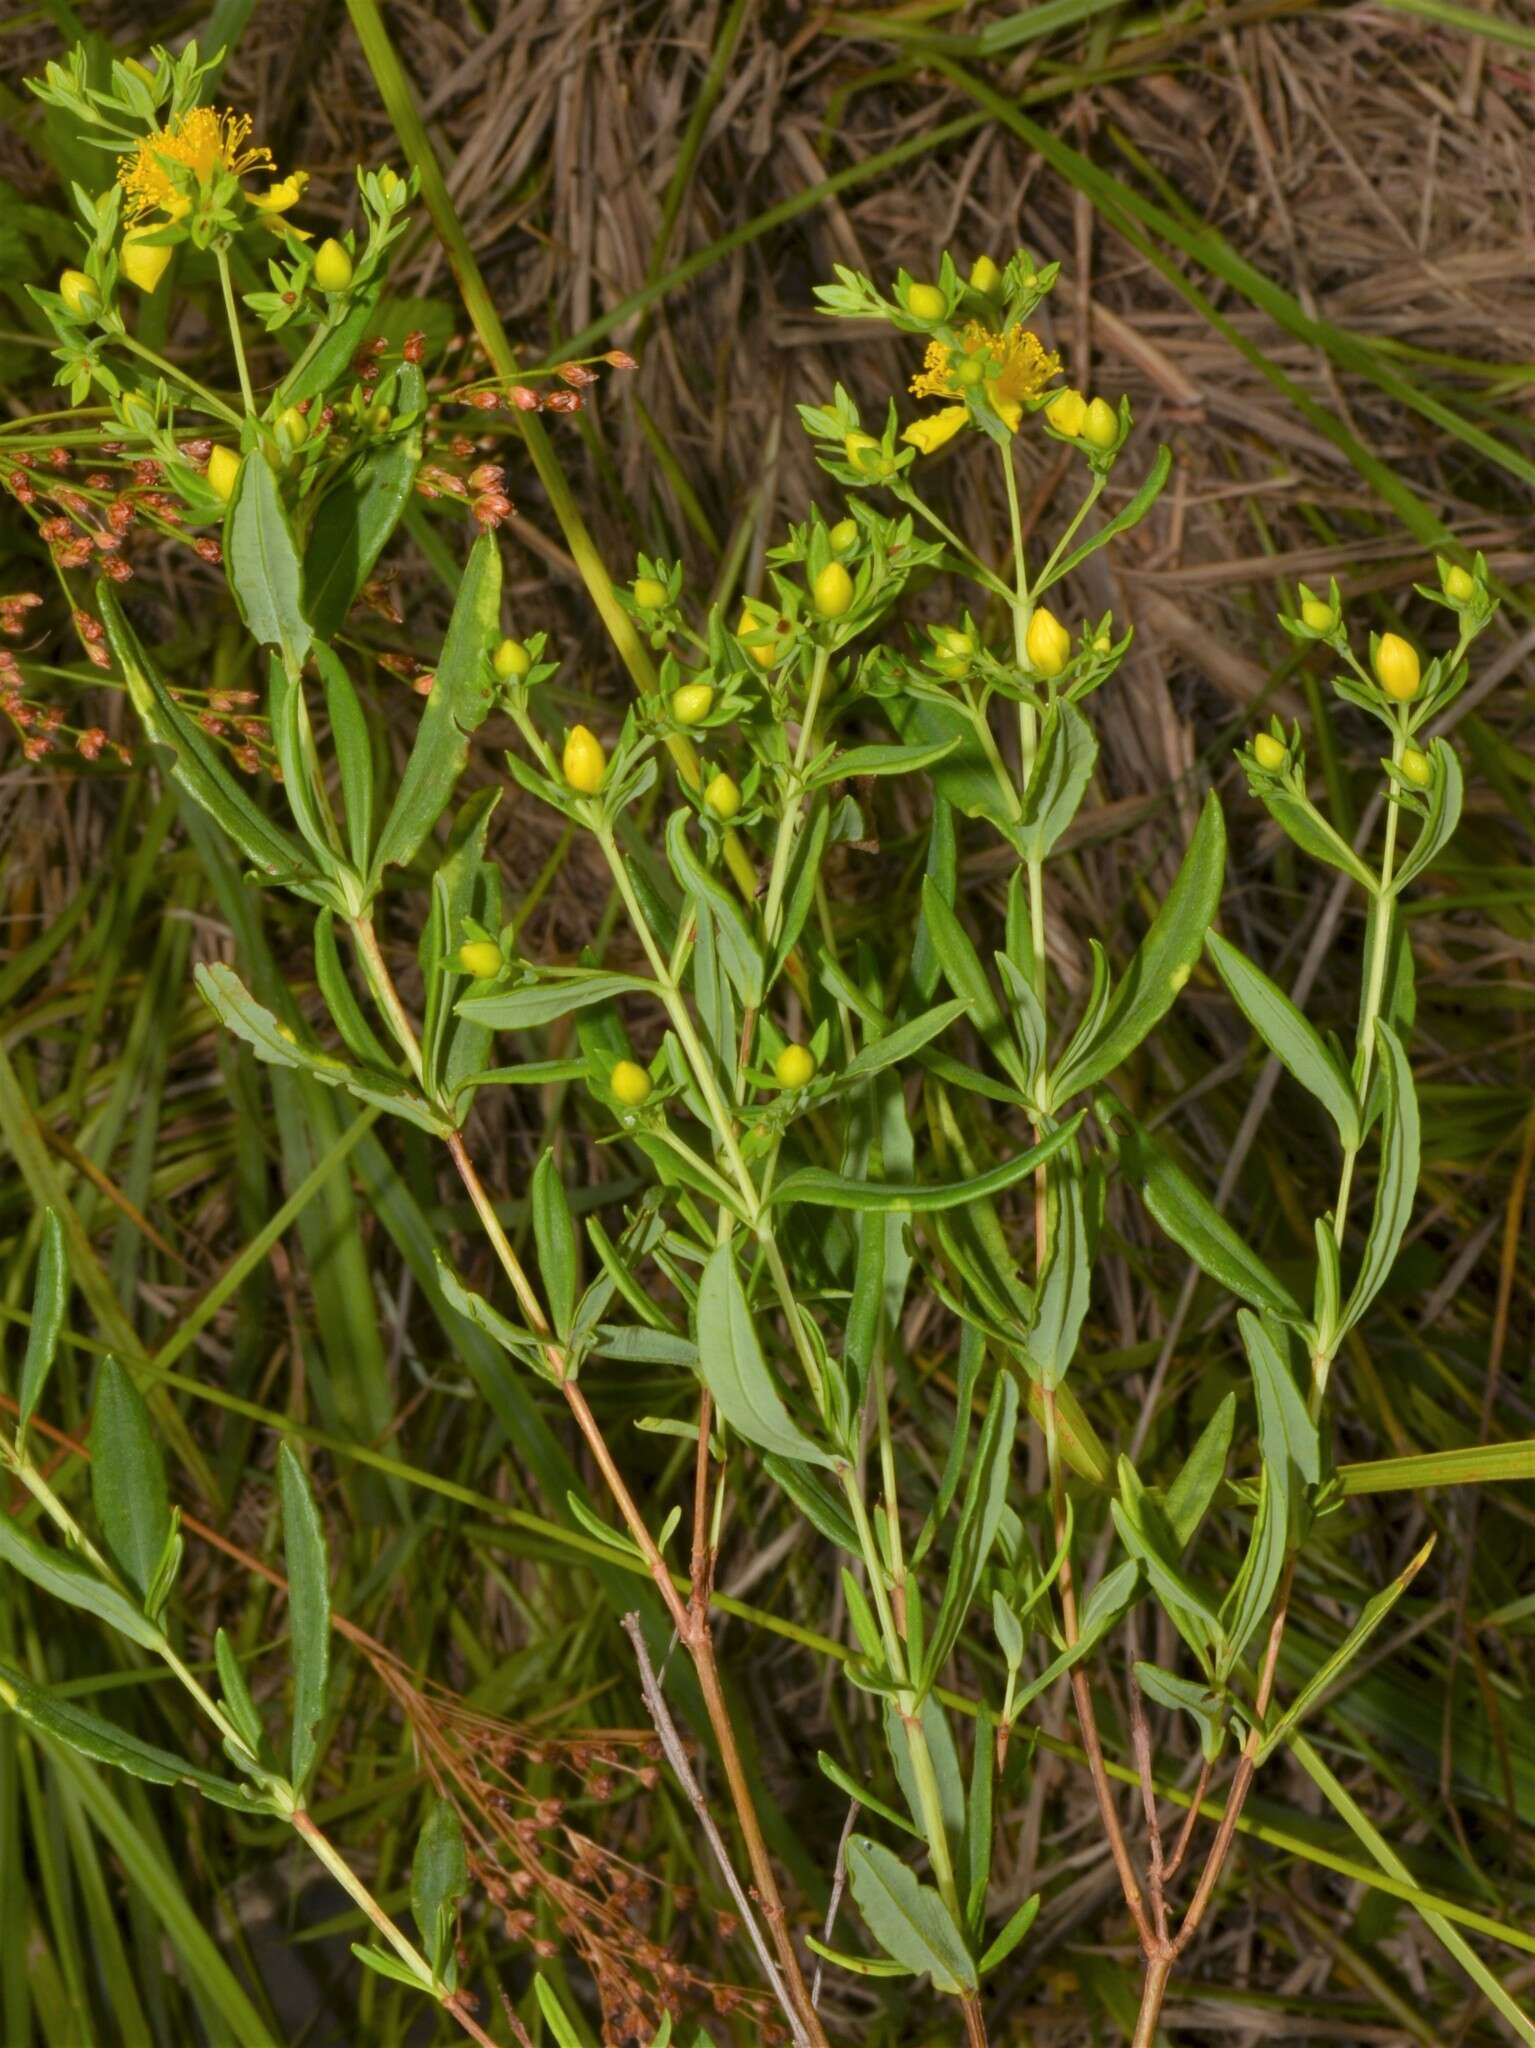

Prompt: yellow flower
[
  {"left": 910, "top": 321, "right": 1061, "bottom": 438},
  {"left": 118, "top": 106, "right": 274, "bottom": 219},
  {"left": 902, "top": 405, "right": 968, "bottom": 455},
  {"left": 1082, "top": 397, "right": 1119, "bottom": 449}
]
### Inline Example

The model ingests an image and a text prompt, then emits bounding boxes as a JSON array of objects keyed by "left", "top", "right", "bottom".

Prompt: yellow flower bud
[
  {"left": 206, "top": 446, "right": 242, "bottom": 502},
  {"left": 1375, "top": 632, "right": 1421, "bottom": 702},
  {"left": 704, "top": 772, "right": 741, "bottom": 820},
  {"left": 313, "top": 238, "right": 354, "bottom": 293},
  {"left": 276, "top": 405, "right": 308, "bottom": 447},
  {"left": 1401, "top": 746, "right": 1432, "bottom": 788},
  {"left": 1082, "top": 397, "right": 1119, "bottom": 450},
  {"left": 1025, "top": 606, "right": 1071, "bottom": 679},
  {"left": 1299, "top": 597, "right": 1336, "bottom": 633},
  {"left": 457, "top": 940, "right": 503, "bottom": 979},
  {"left": 774, "top": 1043, "right": 817, "bottom": 1089},
  {"left": 844, "top": 432, "right": 885, "bottom": 475},
  {"left": 812, "top": 561, "right": 854, "bottom": 619},
  {"left": 632, "top": 576, "right": 667, "bottom": 610},
  {"left": 738, "top": 603, "right": 786, "bottom": 668},
  {"left": 932, "top": 627, "right": 974, "bottom": 678},
  {"left": 493, "top": 638, "right": 531, "bottom": 681},
  {"left": 1045, "top": 388, "right": 1087, "bottom": 437},
  {"left": 969, "top": 254, "right": 1002, "bottom": 297},
  {"left": 121, "top": 228, "right": 172, "bottom": 294},
  {"left": 609, "top": 1058, "right": 653, "bottom": 1107},
  {"left": 59, "top": 269, "right": 100, "bottom": 321},
  {"left": 671, "top": 682, "right": 714, "bottom": 725},
  {"left": 902, "top": 404, "right": 968, "bottom": 455},
  {"left": 829, "top": 518, "right": 858, "bottom": 553},
  {"left": 1443, "top": 564, "right": 1475, "bottom": 602},
  {"left": 562, "top": 723, "right": 606, "bottom": 793},
  {"left": 904, "top": 281, "right": 947, "bottom": 320},
  {"left": 1252, "top": 733, "right": 1287, "bottom": 772}
]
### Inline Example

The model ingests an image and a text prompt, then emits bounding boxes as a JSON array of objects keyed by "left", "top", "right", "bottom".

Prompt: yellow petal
[{"left": 901, "top": 405, "right": 968, "bottom": 454}]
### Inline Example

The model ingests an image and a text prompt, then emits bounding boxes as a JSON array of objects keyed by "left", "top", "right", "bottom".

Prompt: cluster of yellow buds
[{"left": 1044, "top": 388, "right": 1120, "bottom": 453}]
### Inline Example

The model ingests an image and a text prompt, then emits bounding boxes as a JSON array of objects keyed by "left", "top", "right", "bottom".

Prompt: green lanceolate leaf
[
  {"left": 531, "top": 1150, "right": 579, "bottom": 1340},
  {"left": 694, "top": 1244, "right": 835, "bottom": 1468},
  {"left": 1047, "top": 442, "right": 1173, "bottom": 591},
  {"left": 1134, "top": 1661, "right": 1226, "bottom": 1762},
  {"left": 1341, "top": 1021, "right": 1420, "bottom": 1334},
  {"left": 845, "top": 1835, "right": 977, "bottom": 1994},
  {"left": 817, "top": 1751, "right": 921, "bottom": 1839},
  {"left": 1219, "top": 1466, "right": 1286, "bottom": 1675},
  {"left": 820, "top": 736, "right": 960, "bottom": 782},
  {"left": 1017, "top": 698, "right": 1097, "bottom": 863},
  {"left": 97, "top": 582, "right": 314, "bottom": 883},
  {"left": 312, "top": 643, "right": 375, "bottom": 875},
  {"left": 1023, "top": 1154, "right": 1093, "bottom": 1389},
  {"left": 0, "top": 1663, "right": 252, "bottom": 1810},
  {"left": 919, "top": 875, "right": 1029, "bottom": 1091},
  {"left": 1239, "top": 1310, "right": 1321, "bottom": 1493},
  {"left": 412, "top": 1795, "right": 468, "bottom": 1982},
  {"left": 277, "top": 1445, "right": 331, "bottom": 1799},
  {"left": 89, "top": 1358, "right": 172, "bottom": 1604},
  {"left": 1009, "top": 1558, "right": 1140, "bottom": 1716},
  {"left": 227, "top": 444, "right": 312, "bottom": 670},
  {"left": 195, "top": 962, "right": 451, "bottom": 1134},
  {"left": 370, "top": 531, "right": 501, "bottom": 881},
  {"left": 1124, "top": 1120, "right": 1307, "bottom": 1326},
  {"left": 17, "top": 1208, "right": 67, "bottom": 1440},
  {"left": 770, "top": 1112, "right": 1083, "bottom": 1213},
  {"left": 665, "top": 808, "right": 763, "bottom": 1007},
  {"left": 1206, "top": 929, "right": 1359, "bottom": 1147},
  {"left": 1392, "top": 741, "right": 1463, "bottom": 894},
  {"left": 832, "top": 1000, "right": 969, "bottom": 1092},
  {"left": 917, "top": 1372, "right": 1018, "bottom": 1697},
  {"left": 978, "top": 1893, "right": 1040, "bottom": 1975},
  {"left": 1257, "top": 1537, "right": 1434, "bottom": 1761},
  {"left": 457, "top": 970, "right": 656, "bottom": 1031},
  {"left": 1111, "top": 1459, "right": 1220, "bottom": 1663},
  {"left": 214, "top": 1629, "right": 267, "bottom": 1763},
  {"left": 303, "top": 365, "right": 425, "bottom": 640},
  {"left": 0, "top": 1515, "right": 161, "bottom": 1651},
  {"left": 1050, "top": 790, "right": 1225, "bottom": 1102},
  {"left": 1256, "top": 786, "right": 1377, "bottom": 893},
  {"left": 1165, "top": 1393, "right": 1235, "bottom": 1549}
]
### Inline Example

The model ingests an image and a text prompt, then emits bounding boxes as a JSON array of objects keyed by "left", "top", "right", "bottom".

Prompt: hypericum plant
[{"left": 3, "top": 34, "right": 1509, "bottom": 2048}]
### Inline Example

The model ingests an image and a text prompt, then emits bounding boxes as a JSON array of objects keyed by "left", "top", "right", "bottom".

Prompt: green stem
[
  {"left": 1033, "top": 472, "right": 1105, "bottom": 596},
  {"left": 595, "top": 830, "right": 759, "bottom": 1214},
  {"left": 290, "top": 1810, "right": 437, "bottom": 1989},
  {"left": 349, "top": 918, "right": 426, "bottom": 1085},
  {"left": 117, "top": 334, "right": 242, "bottom": 427},
  {"left": 762, "top": 647, "right": 830, "bottom": 946},
  {"left": 215, "top": 245, "right": 256, "bottom": 415}
]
